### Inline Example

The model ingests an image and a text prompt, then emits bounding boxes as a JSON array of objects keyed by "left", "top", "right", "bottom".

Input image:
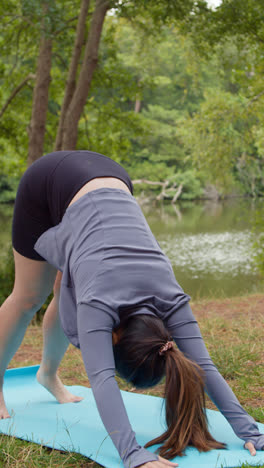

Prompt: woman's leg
[
  {"left": 37, "top": 272, "right": 83, "bottom": 403},
  {"left": 0, "top": 250, "right": 81, "bottom": 419},
  {"left": 0, "top": 249, "right": 57, "bottom": 418}
]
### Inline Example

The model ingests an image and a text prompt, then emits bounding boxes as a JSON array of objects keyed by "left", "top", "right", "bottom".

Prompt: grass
[
  {"left": 0, "top": 293, "right": 263, "bottom": 468},
  {"left": 0, "top": 435, "right": 97, "bottom": 467}
]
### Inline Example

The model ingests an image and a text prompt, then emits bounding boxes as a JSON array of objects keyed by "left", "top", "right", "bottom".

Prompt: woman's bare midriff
[{"left": 68, "top": 177, "right": 131, "bottom": 208}]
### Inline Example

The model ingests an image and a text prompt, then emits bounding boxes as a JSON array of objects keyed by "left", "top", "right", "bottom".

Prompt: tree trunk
[
  {"left": 55, "top": 0, "right": 91, "bottom": 151},
  {"left": 134, "top": 97, "right": 141, "bottom": 113},
  {"left": 134, "top": 78, "right": 142, "bottom": 113},
  {"left": 61, "top": 0, "right": 110, "bottom": 150},
  {"left": 27, "top": 30, "right": 52, "bottom": 165}
]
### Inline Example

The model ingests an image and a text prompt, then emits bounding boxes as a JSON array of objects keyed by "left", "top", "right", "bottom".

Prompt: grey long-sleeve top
[{"left": 34, "top": 188, "right": 264, "bottom": 467}]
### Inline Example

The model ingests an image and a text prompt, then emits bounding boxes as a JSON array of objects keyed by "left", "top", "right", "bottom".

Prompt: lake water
[
  {"left": 0, "top": 199, "right": 263, "bottom": 299},
  {"left": 142, "top": 198, "right": 263, "bottom": 299}
]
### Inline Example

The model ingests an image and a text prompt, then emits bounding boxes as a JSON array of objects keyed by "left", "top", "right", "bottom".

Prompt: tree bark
[
  {"left": 27, "top": 22, "right": 52, "bottom": 165},
  {"left": 55, "top": 0, "right": 91, "bottom": 151},
  {"left": 61, "top": 0, "right": 110, "bottom": 150}
]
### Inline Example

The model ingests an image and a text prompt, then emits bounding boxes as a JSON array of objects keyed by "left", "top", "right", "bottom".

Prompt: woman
[{"left": 0, "top": 150, "right": 263, "bottom": 468}]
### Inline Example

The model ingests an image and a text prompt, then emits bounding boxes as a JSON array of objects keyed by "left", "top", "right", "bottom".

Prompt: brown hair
[{"left": 113, "top": 314, "right": 226, "bottom": 458}]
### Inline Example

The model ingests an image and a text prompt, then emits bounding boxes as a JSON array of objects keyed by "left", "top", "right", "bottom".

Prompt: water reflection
[{"left": 160, "top": 231, "right": 254, "bottom": 278}]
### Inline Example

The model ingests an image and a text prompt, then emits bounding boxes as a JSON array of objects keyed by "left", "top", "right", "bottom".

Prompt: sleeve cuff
[
  {"left": 244, "top": 435, "right": 264, "bottom": 451},
  {"left": 123, "top": 446, "right": 159, "bottom": 468}
]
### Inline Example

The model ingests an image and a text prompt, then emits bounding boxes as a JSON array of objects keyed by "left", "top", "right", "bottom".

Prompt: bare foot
[
  {"left": 0, "top": 392, "right": 11, "bottom": 419},
  {"left": 36, "top": 368, "right": 83, "bottom": 404}
]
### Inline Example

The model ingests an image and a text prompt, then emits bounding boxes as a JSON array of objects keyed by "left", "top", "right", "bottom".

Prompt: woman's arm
[
  {"left": 76, "top": 302, "right": 160, "bottom": 468},
  {"left": 165, "top": 302, "right": 264, "bottom": 451}
]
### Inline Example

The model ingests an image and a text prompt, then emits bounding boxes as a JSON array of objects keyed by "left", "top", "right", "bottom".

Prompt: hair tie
[{"left": 159, "top": 340, "right": 174, "bottom": 356}]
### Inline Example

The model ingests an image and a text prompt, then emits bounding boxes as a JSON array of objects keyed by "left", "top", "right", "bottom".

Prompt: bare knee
[{"left": 9, "top": 289, "right": 48, "bottom": 315}]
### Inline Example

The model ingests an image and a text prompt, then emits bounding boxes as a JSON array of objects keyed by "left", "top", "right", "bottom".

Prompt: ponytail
[
  {"left": 113, "top": 314, "right": 226, "bottom": 458},
  {"left": 145, "top": 345, "right": 226, "bottom": 457}
]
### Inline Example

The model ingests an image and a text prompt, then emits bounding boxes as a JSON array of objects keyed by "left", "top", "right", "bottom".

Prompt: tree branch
[
  {"left": 0, "top": 74, "right": 36, "bottom": 119},
  {"left": 132, "top": 179, "right": 183, "bottom": 204},
  {"left": 247, "top": 90, "right": 264, "bottom": 106},
  {"left": 171, "top": 183, "right": 183, "bottom": 203},
  {"left": 53, "top": 15, "right": 81, "bottom": 36},
  {"left": 132, "top": 179, "right": 166, "bottom": 186}
]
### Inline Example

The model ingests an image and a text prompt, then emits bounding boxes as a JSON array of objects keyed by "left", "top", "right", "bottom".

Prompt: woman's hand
[
  {"left": 138, "top": 456, "right": 178, "bottom": 467},
  {"left": 244, "top": 441, "right": 257, "bottom": 456}
]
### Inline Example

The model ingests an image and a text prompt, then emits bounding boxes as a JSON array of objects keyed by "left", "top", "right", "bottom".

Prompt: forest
[{"left": 1, "top": 0, "right": 264, "bottom": 203}]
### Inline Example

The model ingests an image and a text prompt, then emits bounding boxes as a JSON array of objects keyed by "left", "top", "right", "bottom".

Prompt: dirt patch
[
  {"left": 11, "top": 344, "right": 42, "bottom": 365},
  {"left": 9, "top": 327, "right": 43, "bottom": 368},
  {"left": 192, "top": 294, "right": 264, "bottom": 321}
]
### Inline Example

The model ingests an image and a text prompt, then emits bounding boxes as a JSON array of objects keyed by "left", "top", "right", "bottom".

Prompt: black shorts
[{"left": 12, "top": 151, "right": 133, "bottom": 261}]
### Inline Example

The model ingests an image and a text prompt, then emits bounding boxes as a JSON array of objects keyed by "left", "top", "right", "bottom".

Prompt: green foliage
[
  {"left": 209, "top": 0, "right": 264, "bottom": 47},
  {"left": 139, "top": 105, "right": 185, "bottom": 166},
  {"left": 179, "top": 0, "right": 264, "bottom": 197},
  {"left": 0, "top": 247, "right": 14, "bottom": 304},
  {"left": 168, "top": 170, "right": 203, "bottom": 200},
  {"left": 75, "top": 18, "right": 149, "bottom": 162},
  {"left": 0, "top": 175, "right": 18, "bottom": 203},
  {"left": 0, "top": 0, "right": 80, "bottom": 167},
  {"left": 130, "top": 160, "right": 172, "bottom": 185},
  {"left": 179, "top": 89, "right": 264, "bottom": 195},
  {"left": 1, "top": 1, "right": 264, "bottom": 201},
  {"left": 185, "top": 0, "right": 264, "bottom": 53},
  {"left": 117, "top": 0, "right": 196, "bottom": 26}
]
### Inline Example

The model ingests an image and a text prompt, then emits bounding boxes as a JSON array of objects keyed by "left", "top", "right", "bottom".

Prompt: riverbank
[{"left": 1, "top": 293, "right": 263, "bottom": 467}]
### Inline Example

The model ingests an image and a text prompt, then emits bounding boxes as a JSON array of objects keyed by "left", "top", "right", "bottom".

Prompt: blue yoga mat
[{"left": 0, "top": 366, "right": 263, "bottom": 468}]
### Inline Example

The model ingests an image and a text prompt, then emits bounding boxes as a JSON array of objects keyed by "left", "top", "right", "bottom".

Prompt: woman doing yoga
[{"left": 0, "top": 151, "right": 263, "bottom": 468}]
